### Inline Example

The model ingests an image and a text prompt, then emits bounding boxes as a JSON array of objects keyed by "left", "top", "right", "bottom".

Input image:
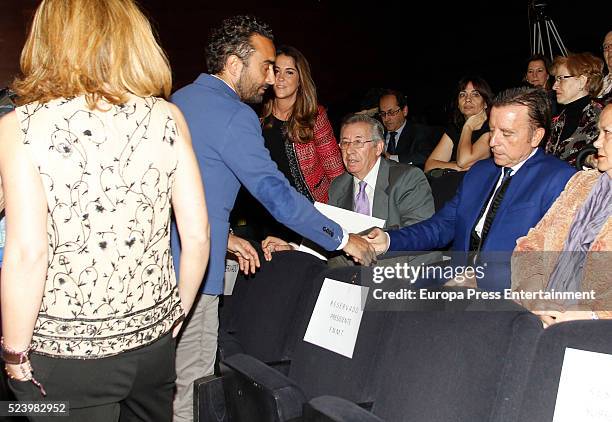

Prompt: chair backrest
[
  {"left": 513, "top": 320, "right": 612, "bottom": 422},
  {"left": 218, "top": 250, "right": 328, "bottom": 363},
  {"left": 288, "top": 267, "right": 447, "bottom": 405},
  {"left": 370, "top": 297, "right": 540, "bottom": 422},
  {"left": 426, "top": 170, "right": 465, "bottom": 212},
  {"left": 286, "top": 265, "right": 385, "bottom": 404},
  {"left": 489, "top": 312, "right": 544, "bottom": 422}
]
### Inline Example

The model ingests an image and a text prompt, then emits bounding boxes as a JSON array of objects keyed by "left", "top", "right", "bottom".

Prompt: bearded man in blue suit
[
  {"left": 169, "top": 16, "right": 375, "bottom": 422},
  {"left": 365, "top": 87, "right": 576, "bottom": 291}
]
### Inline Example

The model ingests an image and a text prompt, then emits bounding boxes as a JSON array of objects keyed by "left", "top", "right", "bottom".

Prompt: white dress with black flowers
[{"left": 17, "top": 95, "right": 184, "bottom": 359}]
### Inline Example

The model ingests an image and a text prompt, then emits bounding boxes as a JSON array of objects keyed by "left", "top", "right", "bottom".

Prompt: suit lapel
[
  {"left": 398, "top": 121, "right": 414, "bottom": 155},
  {"left": 465, "top": 163, "right": 500, "bottom": 232},
  {"left": 373, "top": 159, "right": 390, "bottom": 224},
  {"left": 495, "top": 148, "right": 543, "bottom": 219},
  {"left": 336, "top": 174, "right": 354, "bottom": 211}
]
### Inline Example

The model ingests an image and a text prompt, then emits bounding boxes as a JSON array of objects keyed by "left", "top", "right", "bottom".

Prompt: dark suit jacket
[
  {"left": 391, "top": 121, "right": 443, "bottom": 169},
  {"left": 170, "top": 74, "right": 343, "bottom": 294},
  {"left": 328, "top": 158, "right": 434, "bottom": 229},
  {"left": 388, "top": 148, "right": 576, "bottom": 290}
]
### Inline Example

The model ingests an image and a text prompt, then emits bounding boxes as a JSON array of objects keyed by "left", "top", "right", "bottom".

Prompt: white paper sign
[
  {"left": 223, "top": 259, "right": 239, "bottom": 296},
  {"left": 314, "top": 202, "right": 386, "bottom": 233},
  {"left": 297, "top": 202, "right": 386, "bottom": 260},
  {"left": 552, "top": 347, "right": 612, "bottom": 422},
  {"left": 303, "top": 278, "right": 369, "bottom": 358}
]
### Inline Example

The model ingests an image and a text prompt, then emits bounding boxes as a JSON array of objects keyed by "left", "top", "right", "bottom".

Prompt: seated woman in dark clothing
[
  {"left": 546, "top": 52, "right": 604, "bottom": 167},
  {"left": 424, "top": 76, "right": 494, "bottom": 173},
  {"left": 424, "top": 76, "right": 494, "bottom": 209}
]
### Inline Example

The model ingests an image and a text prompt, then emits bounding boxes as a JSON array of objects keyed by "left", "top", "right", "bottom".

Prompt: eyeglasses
[
  {"left": 339, "top": 140, "right": 376, "bottom": 150},
  {"left": 378, "top": 108, "right": 401, "bottom": 118},
  {"left": 553, "top": 75, "right": 576, "bottom": 83},
  {"left": 603, "top": 43, "right": 612, "bottom": 52}
]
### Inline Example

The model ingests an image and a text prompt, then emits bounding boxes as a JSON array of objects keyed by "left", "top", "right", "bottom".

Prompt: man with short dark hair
[
  {"left": 378, "top": 89, "right": 442, "bottom": 169},
  {"left": 366, "top": 87, "right": 576, "bottom": 291},
  {"left": 170, "top": 16, "right": 375, "bottom": 421}
]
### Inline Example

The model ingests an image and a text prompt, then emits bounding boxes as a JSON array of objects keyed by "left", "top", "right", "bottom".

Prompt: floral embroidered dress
[{"left": 17, "top": 95, "right": 184, "bottom": 358}]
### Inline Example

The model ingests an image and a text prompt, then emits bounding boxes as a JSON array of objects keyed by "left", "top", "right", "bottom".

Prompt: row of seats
[{"left": 201, "top": 250, "right": 612, "bottom": 422}]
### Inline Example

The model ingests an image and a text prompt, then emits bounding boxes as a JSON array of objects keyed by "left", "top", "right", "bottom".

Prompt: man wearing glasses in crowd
[
  {"left": 330, "top": 114, "right": 434, "bottom": 226},
  {"left": 378, "top": 89, "right": 442, "bottom": 169}
]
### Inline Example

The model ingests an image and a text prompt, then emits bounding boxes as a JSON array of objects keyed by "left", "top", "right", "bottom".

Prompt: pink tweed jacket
[
  {"left": 511, "top": 170, "right": 612, "bottom": 317},
  {"left": 293, "top": 106, "right": 344, "bottom": 203}
]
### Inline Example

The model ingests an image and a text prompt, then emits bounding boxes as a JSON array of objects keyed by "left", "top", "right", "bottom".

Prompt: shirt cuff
[
  {"left": 384, "top": 232, "right": 391, "bottom": 253},
  {"left": 336, "top": 228, "right": 349, "bottom": 250}
]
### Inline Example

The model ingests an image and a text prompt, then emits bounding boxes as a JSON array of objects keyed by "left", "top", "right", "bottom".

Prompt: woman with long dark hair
[
  {"left": 248, "top": 45, "right": 343, "bottom": 242},
  {"left": 425, "top": 76, "right": 494, "bottom": 173},
  {"left": 260, "top": 45, "right": 344, "bottom": 203}
]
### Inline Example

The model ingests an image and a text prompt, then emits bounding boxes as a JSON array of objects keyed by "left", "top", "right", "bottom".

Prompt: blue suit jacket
[
  {"left": 170, "top": 74, "right": 343, "bottom": 295},
  {"left": 388, "top": 148, "right": 575, "bottom": 290}
]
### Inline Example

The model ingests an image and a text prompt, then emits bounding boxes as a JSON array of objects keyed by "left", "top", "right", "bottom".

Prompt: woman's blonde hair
[{"left": 13, "top": 0, "right": 172, "bottom": 107}]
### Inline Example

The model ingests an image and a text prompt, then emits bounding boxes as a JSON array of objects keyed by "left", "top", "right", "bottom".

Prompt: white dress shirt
[{"left": 474, "top": 148, "right": 538, "bottom": 237}]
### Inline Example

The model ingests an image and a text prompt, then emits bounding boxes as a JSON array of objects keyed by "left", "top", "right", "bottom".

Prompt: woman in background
[
  {"left": 524, "top": 54, "right": 559, "bottom": 116},
  {"left": 525, "top": 54, "right": 552, "bottom": 90},
  {"left": 261, "top": 45, "right": 344, "bottom": 203},
  {"left": 546, "top": 52, "right": 604, "bottom": 166},
  {"left": 0, "top": 0, "right": 209, "bottom": 419},
  {"left": 424, "top": 76, "right": 494, "bottom": 173},
  {"left": 246, "top": 45, "right": 344, "bottom": 242},
  {"left": 424, "top": 76, "right": 494, "bottom": 209}
]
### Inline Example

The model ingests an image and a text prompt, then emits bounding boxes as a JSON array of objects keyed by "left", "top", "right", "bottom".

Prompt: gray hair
[{"left": 341, "top": 114, "right": 385, "bottom": 143}]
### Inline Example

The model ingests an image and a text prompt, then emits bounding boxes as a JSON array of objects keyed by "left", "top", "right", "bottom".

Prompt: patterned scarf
[{"left": 547, "top": 172, "right": 612, "bottom": 292}]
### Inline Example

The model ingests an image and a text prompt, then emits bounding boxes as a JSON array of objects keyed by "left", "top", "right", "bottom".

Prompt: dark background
[{"left": 1, "top": 0, "right": 609, "bottom": 126}]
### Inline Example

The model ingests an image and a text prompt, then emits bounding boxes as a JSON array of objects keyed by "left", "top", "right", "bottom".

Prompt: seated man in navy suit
[
  {"left": 378, "top": 89, "right": 443, "bottom": 169},
  {"left": 261, "top": 113, "right": 434, "bottom": 260},
  {"left": 365, "top": 86, "right": 576, "bottom": 291}
]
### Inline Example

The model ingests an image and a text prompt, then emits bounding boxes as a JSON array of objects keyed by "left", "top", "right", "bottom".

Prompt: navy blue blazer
[
  {"left": 388, "top": 148, "right": 575, "bottom": 290},
  {"left": 170, "top": 74, "right": 343, "bottom": 295}
]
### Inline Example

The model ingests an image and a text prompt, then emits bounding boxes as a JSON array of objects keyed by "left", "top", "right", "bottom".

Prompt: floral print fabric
[{"left": 17, "top": 95, "right": 184, "bottom": 358}]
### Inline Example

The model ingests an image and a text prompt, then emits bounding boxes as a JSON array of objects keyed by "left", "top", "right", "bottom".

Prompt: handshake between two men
[
  {"left": 228, "top": 228, "right": 387, "bottom": 277},
  {"left": 260, "top": 228, "right": 390, "bottom": 268}
]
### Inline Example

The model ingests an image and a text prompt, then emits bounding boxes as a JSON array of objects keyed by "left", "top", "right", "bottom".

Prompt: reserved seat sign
[
  {"left": 553, "top": 347, "right": 612, "bottom": 422},
  {"left": 303, "top": 278, "right": 369, "bottom": 358}
]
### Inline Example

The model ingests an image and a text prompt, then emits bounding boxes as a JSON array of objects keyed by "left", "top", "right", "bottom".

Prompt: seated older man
[
  {"left": 365, "top": 87, "right": 577, "bottom": 291},
  {"left": 263, "top": 113, "right": 434, "bottom": 260}
]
